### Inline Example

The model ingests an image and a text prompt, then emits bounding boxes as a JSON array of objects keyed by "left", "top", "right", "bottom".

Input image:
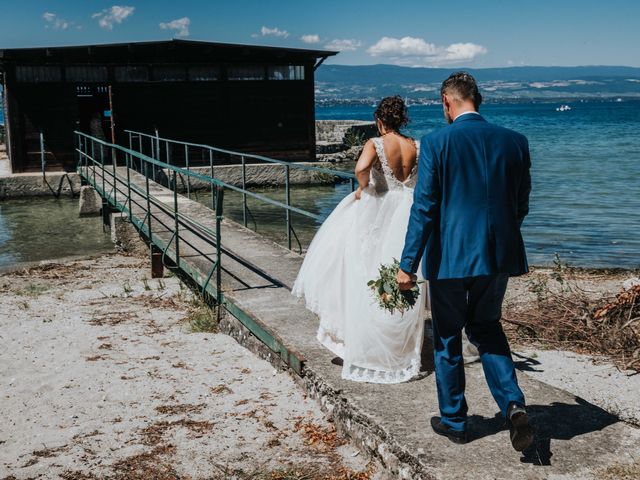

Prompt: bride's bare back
[
  {"left": 378, "top": 133, "right": 418, "bottom": 182},
  {"left": 354, "top": 133, "right": 418, "bottom": 196}
]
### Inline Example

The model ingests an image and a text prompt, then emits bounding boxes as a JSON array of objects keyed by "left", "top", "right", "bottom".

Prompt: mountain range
[{"left": 315, "top": 65, "right": 640, "bottom": 103}]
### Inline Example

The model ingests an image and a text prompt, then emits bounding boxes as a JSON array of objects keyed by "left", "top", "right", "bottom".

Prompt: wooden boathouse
[{"left": 0, "top": 39, "right": 337, "bottom": 173}]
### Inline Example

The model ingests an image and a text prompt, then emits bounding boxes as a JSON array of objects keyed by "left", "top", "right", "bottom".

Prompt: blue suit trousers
[{"left": 429, "top": 274, "right": 525, "bottom": 431}]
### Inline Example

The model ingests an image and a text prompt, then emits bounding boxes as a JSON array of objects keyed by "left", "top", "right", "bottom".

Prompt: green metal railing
[
  {"left": 74, "top": 131, "right": 226, "bottom": 306},
  {"left": 124, "top": 129, "right": 357, "bottom": 251}
]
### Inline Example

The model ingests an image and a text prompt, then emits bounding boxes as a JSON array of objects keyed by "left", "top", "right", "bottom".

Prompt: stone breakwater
[
  {"left": 315, "top": 120, "right": 376, "bottom": 163},
  {"left": 164, "top": 162, "right": 341, "bottom": 193}
]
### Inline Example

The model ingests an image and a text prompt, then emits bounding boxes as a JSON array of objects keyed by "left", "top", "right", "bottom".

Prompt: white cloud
[
  {"left": 324, "top": 39, "right": 362, "bottom": 51},
  {"left": 92, "top": 5, "right": 135, "bottom": 31},
  {"left": 253, "top": 26, "right": 289, "bottom": 38},
  {"left": 42, "top": 12, "right": 70, "bottom": 31},
  {"left": 367, "top": 36, "right": 487, "bottom": 66},
  {"left": 159, "top": 17, "right": 190, "bottom": 37},
  {"left": 301, "top": 34, "right": 320, "bottom": 44}
]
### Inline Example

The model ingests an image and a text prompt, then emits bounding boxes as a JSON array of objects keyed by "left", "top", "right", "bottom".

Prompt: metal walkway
[{"left": 75, "top": 130, "right": 340, "bottom": 374}]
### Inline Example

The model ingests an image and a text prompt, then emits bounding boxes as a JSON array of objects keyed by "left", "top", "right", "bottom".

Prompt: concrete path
[{"left": 91, "top": 167, "right": 640, "bottom": 479}]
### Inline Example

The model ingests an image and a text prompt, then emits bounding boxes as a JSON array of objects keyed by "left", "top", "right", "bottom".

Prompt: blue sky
[{"left": 1, "top": 0, "right": 639, "bottom": 67}]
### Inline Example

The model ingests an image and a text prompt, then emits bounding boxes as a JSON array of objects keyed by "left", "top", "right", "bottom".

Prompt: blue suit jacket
[{"left": 400, "top": 113, "right": 531, "bottom": 280}]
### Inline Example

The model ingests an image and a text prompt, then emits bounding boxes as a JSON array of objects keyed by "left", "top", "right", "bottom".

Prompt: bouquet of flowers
[{"left": 367, "top": 259, "right": 422, "bottom": 315}]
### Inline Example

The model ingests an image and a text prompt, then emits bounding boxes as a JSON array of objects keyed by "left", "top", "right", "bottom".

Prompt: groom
[{"left": 397, "top": 72, "right": 533, "bottom": 451}]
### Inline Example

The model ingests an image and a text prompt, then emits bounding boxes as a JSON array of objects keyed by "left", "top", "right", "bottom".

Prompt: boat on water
[{"left": 556, "top": 104, "right": 572, "bottom": 112}]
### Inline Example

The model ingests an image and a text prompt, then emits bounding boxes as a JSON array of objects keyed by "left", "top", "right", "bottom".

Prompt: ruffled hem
[
  {"left": 293, "top": 288, "right": 423, "bottom": 384},
  {"left": 341, "top": 357, "right": 422, "bottom": 384}
]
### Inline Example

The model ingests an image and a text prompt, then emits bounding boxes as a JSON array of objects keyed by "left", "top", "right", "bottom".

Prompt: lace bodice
[{"left": 370, "top": 136, "right": 420, "bottom": 193}]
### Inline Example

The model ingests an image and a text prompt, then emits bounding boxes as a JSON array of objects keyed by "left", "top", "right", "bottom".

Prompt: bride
[{"left": 292, "top": 96, "right": 426, "bottom": 384}]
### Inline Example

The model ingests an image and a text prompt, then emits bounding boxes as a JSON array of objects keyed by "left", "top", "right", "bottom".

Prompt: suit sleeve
[
  {"left": 517, "top": 138, "right": 532, "bottom": 227},
  {"left": 399, "top": 138, "right": 441, "bottom": 274}
]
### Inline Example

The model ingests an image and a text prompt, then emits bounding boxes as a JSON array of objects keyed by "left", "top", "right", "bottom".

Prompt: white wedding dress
[{"left": 292, "top": 137, "right": 426, "bottom": 384}]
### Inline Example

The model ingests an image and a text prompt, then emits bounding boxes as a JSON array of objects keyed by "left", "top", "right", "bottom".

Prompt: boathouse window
[
  {"left": 15, "top": 66, "right": 62, "bottom": 82},
  {"left": 114, "top": 65, "right": 149, "bottom": 82},
  {"left": 152, "top": 65, "right": 187, "bottom": 81},
  {"left": 268, "top": 65, "right": 305, "bottom": 81},
  {"left": 65, "top": 66, "right": 108, "bottom": 83},
  {"left": 188, "top": 66, "right": 220, "bottom": 81},
  {"left": 227, "top": 65, "right": 265, "bottom": 81}
]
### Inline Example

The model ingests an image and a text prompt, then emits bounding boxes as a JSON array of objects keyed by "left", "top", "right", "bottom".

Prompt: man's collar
[
  {"left": 453, "top": 111, "right": 481, "bottom": 121},
  {"left": 452, "top": 111, "right": 485, "bottom": 124}
]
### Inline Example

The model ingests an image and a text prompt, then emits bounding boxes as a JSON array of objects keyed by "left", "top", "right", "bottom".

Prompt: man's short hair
[{"left": 440, "top": 71, "right": 482, "bottom": 109}]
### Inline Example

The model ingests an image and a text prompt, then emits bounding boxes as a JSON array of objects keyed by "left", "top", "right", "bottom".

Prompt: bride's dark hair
[{"left": 374, "top": 96, "right": 409, "bottom": 131}]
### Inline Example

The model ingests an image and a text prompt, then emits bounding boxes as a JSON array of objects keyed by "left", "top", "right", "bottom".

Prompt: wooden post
[{"left": 150, "top": 244, "right": 164, "bottom": 279}]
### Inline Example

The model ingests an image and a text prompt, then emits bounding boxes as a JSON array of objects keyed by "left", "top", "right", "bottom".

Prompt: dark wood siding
[{"left": 0, "top": 40, "right": 335, "bottom": 172}]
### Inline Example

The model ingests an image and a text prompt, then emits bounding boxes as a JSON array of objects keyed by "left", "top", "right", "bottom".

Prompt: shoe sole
[{"left": 510, "top": 411, "right": 534, "bottom": 451}]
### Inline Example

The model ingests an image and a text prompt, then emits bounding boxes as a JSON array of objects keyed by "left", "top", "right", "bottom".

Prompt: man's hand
[{"left": 396, "top": 269, "right": 417, "bottom": 291}]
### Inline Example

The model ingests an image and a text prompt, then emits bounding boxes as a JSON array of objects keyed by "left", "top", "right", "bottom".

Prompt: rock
[{"left": 78, "top": 185, "right": 102, "bottom": 216}]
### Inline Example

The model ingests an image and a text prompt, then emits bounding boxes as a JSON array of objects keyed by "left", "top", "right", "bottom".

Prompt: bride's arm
[{"left": 353, "top": 140, "right": 377, "bottom": 199}]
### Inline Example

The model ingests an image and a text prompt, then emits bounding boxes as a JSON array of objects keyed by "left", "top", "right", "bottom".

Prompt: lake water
[
  {"left": 197, "top": 101, "right": 640, "bottom": 269},
  {"left": 1, "top": 101, "right": 638, "bottom": 269},
  {"left": 0, "top": 197, "right": 112, "bottom": 269}
]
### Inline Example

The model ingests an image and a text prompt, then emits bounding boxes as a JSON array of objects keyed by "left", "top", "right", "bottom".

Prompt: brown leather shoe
[{"left": 507, "top": 404, "right": 534, "bottom": 451}]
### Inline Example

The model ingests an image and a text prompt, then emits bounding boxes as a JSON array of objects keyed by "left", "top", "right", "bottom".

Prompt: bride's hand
[{"left": 355, "top": 186, "right": 364, "bottom": 200}]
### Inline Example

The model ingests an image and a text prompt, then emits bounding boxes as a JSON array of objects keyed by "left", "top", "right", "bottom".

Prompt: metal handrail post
[
  {"left": 144, "top": 161, "right": 152, "bottom": 242},
  {"left": 39, "top": 131, "right": 46, "bottom": 176},
  {"left": 100, "top": 144, "right": 105, "bottom": 198},
  {"left": 126, "top": 151, "right": 133, "bottom": 220},
  {"left": 350, "top": 178, "right": 356, "bottom": 192},
  {"left": 166, "top": 140, "right": 171, "bottom": 166},
  {"left": 75, "top": 134, "right": 80, "bottom": 172},
  {"left": 155, "top": 128, "right": 160, "bottom": 163},
  {"left": 209, "top": 149, "right": 215, "bottom": 211},
  {"left": 90, "top": 139, "right": 96, "bottom": 187},
  {"left": 184, "top": 144, "right": 191, "bottom": 199},
  {"left": 150, "top": 136, "right": 156, "bottom": 182},
  {"left": 241, "top": 155, "right": 247, "bottom": 227},
  {"left": 215, "top": 185, "right": 224, "bottom": 306},
  {"left": 112, "top": 146, "right": 117, "bottom": 206},
  {"left": 173, "top": 169, "right": 180, "bottom": 266},
  {"left": 127, "top": 131, "right": 133, "bottom": 171},
  {"left": 285, "top": 164, "right": 292, "bottom": 250}
]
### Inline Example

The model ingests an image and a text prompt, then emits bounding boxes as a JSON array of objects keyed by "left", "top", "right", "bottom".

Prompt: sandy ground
[
  {"left": 513, "top": 348, "right": 640, "bottom": 426},
  {"left": 0, "top": 254, "right": 378, "bottom": 480}
]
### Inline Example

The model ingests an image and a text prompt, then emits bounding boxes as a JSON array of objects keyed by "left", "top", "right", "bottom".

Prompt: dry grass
[
  {"left": 154, "top": 403, "right": 206, "bottom": 415},
  {"left": 210, "top": 384, "right": 233, "bottom": 395},
  {"left": 293, "top": 420, "right": 346, "bottom": 451},
  {"left": 598, "top": 460, "right": 640, "bottom": 480},
  {"left": 504, "top": 257, "right": 640, "bottom": 372}
]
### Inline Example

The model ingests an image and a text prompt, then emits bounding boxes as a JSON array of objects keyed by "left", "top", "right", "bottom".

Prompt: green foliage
[
  {"left": 551, "top": 252, "right": 576, "bottom": 290},
  {"left": 122, "top": 280, "right": 133, "bottom": 295},
  {"left": 367, "top": 259, "right": 422, "bottom": 315},
  {"left": 15, "top": 283, "right": 49, "bottom": 298},
  {"left": 343, "top": 129, "right": 366, "bottom": 148},
  {"left": 184, "top": 295, "right": 218, "bottom": 333}
]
